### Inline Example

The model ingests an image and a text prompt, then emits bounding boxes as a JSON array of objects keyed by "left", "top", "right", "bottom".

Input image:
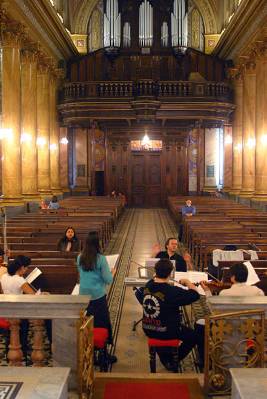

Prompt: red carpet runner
[{"left": 103, "top": 381, "right": 198, "bottom": 399}]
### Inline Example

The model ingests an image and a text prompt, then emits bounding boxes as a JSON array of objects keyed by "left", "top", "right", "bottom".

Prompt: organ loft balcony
[{"left": 58, "top": 48, "right": 235, "bottom": 127}]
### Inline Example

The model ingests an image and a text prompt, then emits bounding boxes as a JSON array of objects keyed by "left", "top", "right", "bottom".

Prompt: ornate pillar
[
  {"left": 0, "top": 21, "right": 23, "bottom": 205},
  {"left": 49, "top": 70, "right": 62, "bottom": 196},
  {"left": 239, "top": 62, "right": 256, "bottom": 197},
  {"left": 229, "top": 72, "right": 243, "bottom": 194},
  {"left": 253, "top": 44, "right": 267, "bottom": 201},
  {"left": 36, "top": 58, "right": 52, "bottom": 197},
  {"left": 21, "top": 46, "right": 39, "bottom": 200}
]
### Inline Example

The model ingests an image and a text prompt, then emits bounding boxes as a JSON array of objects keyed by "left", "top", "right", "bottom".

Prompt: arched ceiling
[{"left": 71, "top": 0, "right": 219, "bottom": 35}]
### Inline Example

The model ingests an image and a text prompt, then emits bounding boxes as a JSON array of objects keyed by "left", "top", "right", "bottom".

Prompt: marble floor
[{"left": 110, "top": 208, "right": 197, "bottom": 373}]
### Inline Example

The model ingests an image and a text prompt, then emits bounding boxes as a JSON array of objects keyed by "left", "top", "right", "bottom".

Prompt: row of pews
[
  {"left": 1, "top": 196, "right": 124, "bottom": 294},
  {"left": 168, "top": 195, "right": 267, "bottom": 293}
]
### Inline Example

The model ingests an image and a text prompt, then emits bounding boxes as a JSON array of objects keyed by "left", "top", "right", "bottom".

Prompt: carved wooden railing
[
  {"left": 7, "top": 318, "right": 46, "bottom": 366},
  {"left": 61, "top": 80, "right": 232, "bottom": 102}
]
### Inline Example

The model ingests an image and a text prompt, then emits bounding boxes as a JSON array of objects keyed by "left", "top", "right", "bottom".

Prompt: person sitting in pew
[
  {"left": 141, "top": 259, "right": 202, "bottom": 371},
  {"left": 152, "top": 238, "right": 187, "bottom": 272},
  {"left": 48, "top": 195, "right": 60, "bottom": 210},
  {"left": 77, "top": 231, "right": 117, "bottom": 364},
  {"left": 57, "top": 227, "right": 80, "bottom": 252}
]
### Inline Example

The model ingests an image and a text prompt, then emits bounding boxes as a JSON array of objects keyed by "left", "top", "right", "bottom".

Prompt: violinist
[{"left": 200, "top": 263, "right": 264, "bottom": 297}]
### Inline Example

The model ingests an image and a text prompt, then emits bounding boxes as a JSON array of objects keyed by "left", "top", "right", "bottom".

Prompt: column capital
[
  {"left": 227, "top": 67, "right": 243, "bottom": 82},
  {"left": 0, "top": 20, "right": 24, "bottom": 48}
]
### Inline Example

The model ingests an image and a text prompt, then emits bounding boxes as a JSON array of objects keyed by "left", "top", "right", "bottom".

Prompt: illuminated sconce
[
  {"left": 225, "top": 135, "right": 232, "bottom": 145},
  {"left": 0, "top": 128, "right": 13, "bottom": 140},
  {"left": 50, "top": 143, "right": 58, "bottom": 151},
  {"left": 246, "top": 138, "right": 256, "bottom": 149},
  {"left": 60, "top": 137, "right": 68, "bottom": 145},
  {"left": 261, "top": 135, "right": 267, "bottom": 145},
  {"left": 36, "top": 137, "right": 47, "bottom": 147},
  {"left": 20, "top": 133, "right": 32, "bottom": 143}
]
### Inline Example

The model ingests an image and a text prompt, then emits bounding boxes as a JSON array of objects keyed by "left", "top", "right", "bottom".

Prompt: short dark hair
[
  {"left": 7, "top": 260, "right": 22, "bottom": 276},
  {"left": 51, "top": 195, "right": 58, "bottom": 203},
  {"left": 155, "top": 259, "right": 174, "bottom": 279},
  {"left": 165, "top": 237, "right": 178, "bottom": 249},
  {"left": 15, "top": 255, "right": 31, "bottom": 268},
  {"left": 0, "top": 248, "right": 5, "bottom": 256},
  {"left": 229, "top": 263, "right": 248, "bottom": 283}
]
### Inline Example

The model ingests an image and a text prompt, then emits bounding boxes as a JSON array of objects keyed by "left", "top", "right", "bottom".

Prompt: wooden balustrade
[{"left": 61, "top": 80, "right": 232, "bottom": 102}]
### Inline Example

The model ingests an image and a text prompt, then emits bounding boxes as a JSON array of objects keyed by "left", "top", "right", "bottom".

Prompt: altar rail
[{"left": 61, "top": 80, "right": 232, "bottom": 102}]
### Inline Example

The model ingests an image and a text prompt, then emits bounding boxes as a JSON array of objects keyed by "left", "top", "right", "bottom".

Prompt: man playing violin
[
  {"left": 200, "top": 263, "right": 264, "bottom": 297},
  {"left": 141, "top": 259, "right": 203, "bottom": 371}
]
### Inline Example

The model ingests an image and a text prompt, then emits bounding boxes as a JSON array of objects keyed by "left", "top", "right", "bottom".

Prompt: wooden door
[{"left": 131, "top": 152, "right": 162, "bottom": 207}]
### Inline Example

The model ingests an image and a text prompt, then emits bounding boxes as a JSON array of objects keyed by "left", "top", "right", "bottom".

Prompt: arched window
[
  {"left": 139, "top": 0, "right": 153, "bottom": 47},
  {"left": 188, "top": 6, "right": 204, "bottom": 52},
  {"left": 88, "top": 2, "right": 103, "bottom": 52}
]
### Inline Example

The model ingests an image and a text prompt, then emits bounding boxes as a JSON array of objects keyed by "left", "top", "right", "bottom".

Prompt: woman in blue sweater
[{"left": 77, "top": 231, "right": 116, "bottom": 348}]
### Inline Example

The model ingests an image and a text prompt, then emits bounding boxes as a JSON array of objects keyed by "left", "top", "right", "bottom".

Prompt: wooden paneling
[{"left": 68, "top": 48, "right": 225, "bottom": 83}]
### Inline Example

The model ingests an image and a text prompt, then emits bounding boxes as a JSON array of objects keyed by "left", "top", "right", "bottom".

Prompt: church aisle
[{"left": 109, "top": 208, "right": 196, "bottom": 373}]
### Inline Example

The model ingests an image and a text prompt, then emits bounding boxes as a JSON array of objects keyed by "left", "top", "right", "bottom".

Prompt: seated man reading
[
  {"left": 141, "top": 259, "right": 202, "bottom": 370},
  {"left": 152, "top": 238, "right": 187, "bottom": 272}
]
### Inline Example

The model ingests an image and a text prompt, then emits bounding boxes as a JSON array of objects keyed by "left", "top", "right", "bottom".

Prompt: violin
[{"left": 195, "top": 280, "right": 232, "bottom": 292}]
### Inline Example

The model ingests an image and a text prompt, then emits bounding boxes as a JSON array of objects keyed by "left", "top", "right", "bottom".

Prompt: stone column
[
  {"left": 203, "top": 128, "right": 218, "bottom": 192},
  {"left": 36, "top": 59, "right": 52, "bottom": 197},
  {"left": 59, "top": 127, "right": 70, "bottom": 193},
  {"left": 239, "top": 62, "right": 256, "bottom": 197},
  {"left": 223, "top": 124, "right": 233, "bottom": 192},
  {"left": 49, "top": 70, "right": 62, "bottom": 196},
  {"left": 21, "top": 47, "right": 39, "bottom": 200},
  {"left": 229, "top": 73, "right": 243, "bottom": 194},
  {"left": 0, "top": 22, "right": 23, "bottom": 205},
  {"left": 252, "top": 44, "right": 267, "bottom": 201}
]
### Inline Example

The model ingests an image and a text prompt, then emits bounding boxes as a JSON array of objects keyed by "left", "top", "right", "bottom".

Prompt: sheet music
[
  {"left": 25, "top": 267, "right": 42, "bottom": 284},
  {"left": 106, "top": 254, "right": 119, "bottom": 270},
  {"left": 175, "top": 271, "right": 208, "bottom": 284},
  {"left": 243, "top": 261, "right": 260, "bottom": 285},
  {"left": 71, "top": 284, "right": 79, "bottom": 295}
]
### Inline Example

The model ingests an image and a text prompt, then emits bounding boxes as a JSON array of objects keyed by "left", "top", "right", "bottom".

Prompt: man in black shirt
[
  {"left": 153, "top": 237, "right": 187, "bottom": 272},
  {"left": 142, "top": 259, "right": 202, "bottom": 369}
]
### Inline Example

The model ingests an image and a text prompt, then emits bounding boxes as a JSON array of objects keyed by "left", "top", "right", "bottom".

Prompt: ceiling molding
[
  {"left": 213, "top": 0, "right": 267, "bottom": 61},
  {"left": 10, "top": 0, "right": 78, "bottom": 60}
]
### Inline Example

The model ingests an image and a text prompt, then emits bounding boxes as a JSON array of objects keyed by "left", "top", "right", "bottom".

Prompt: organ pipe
[
  {"left": 104, "top": 0, "right": 121, "bottom": 48},
  {"left": 171, "top": 0, "right": 188, "bottom": 49},
  {"left": 123, "top": 22, "right": 131, "bottom": 47},
  {"left": 161, "top": 21, "right": 168, "bottom": 47},
  {"left": 139, "top": 0, "right": 153, "bottom": 47}
]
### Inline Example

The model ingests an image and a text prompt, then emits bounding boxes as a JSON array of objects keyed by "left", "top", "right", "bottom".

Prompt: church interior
[{"left": 0, "top": 0, "right": 267, "bottom": 398}]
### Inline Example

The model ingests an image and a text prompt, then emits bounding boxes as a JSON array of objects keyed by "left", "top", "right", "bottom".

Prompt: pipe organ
[
  {"left": 171, "top": 0, "right": 188, "bottom": 49},
  {"left": 139, "top": 0, "right": 153, "bottom": 47},
  {"left": 104, "top": 0, "right": 121, "bottom": 48}
]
